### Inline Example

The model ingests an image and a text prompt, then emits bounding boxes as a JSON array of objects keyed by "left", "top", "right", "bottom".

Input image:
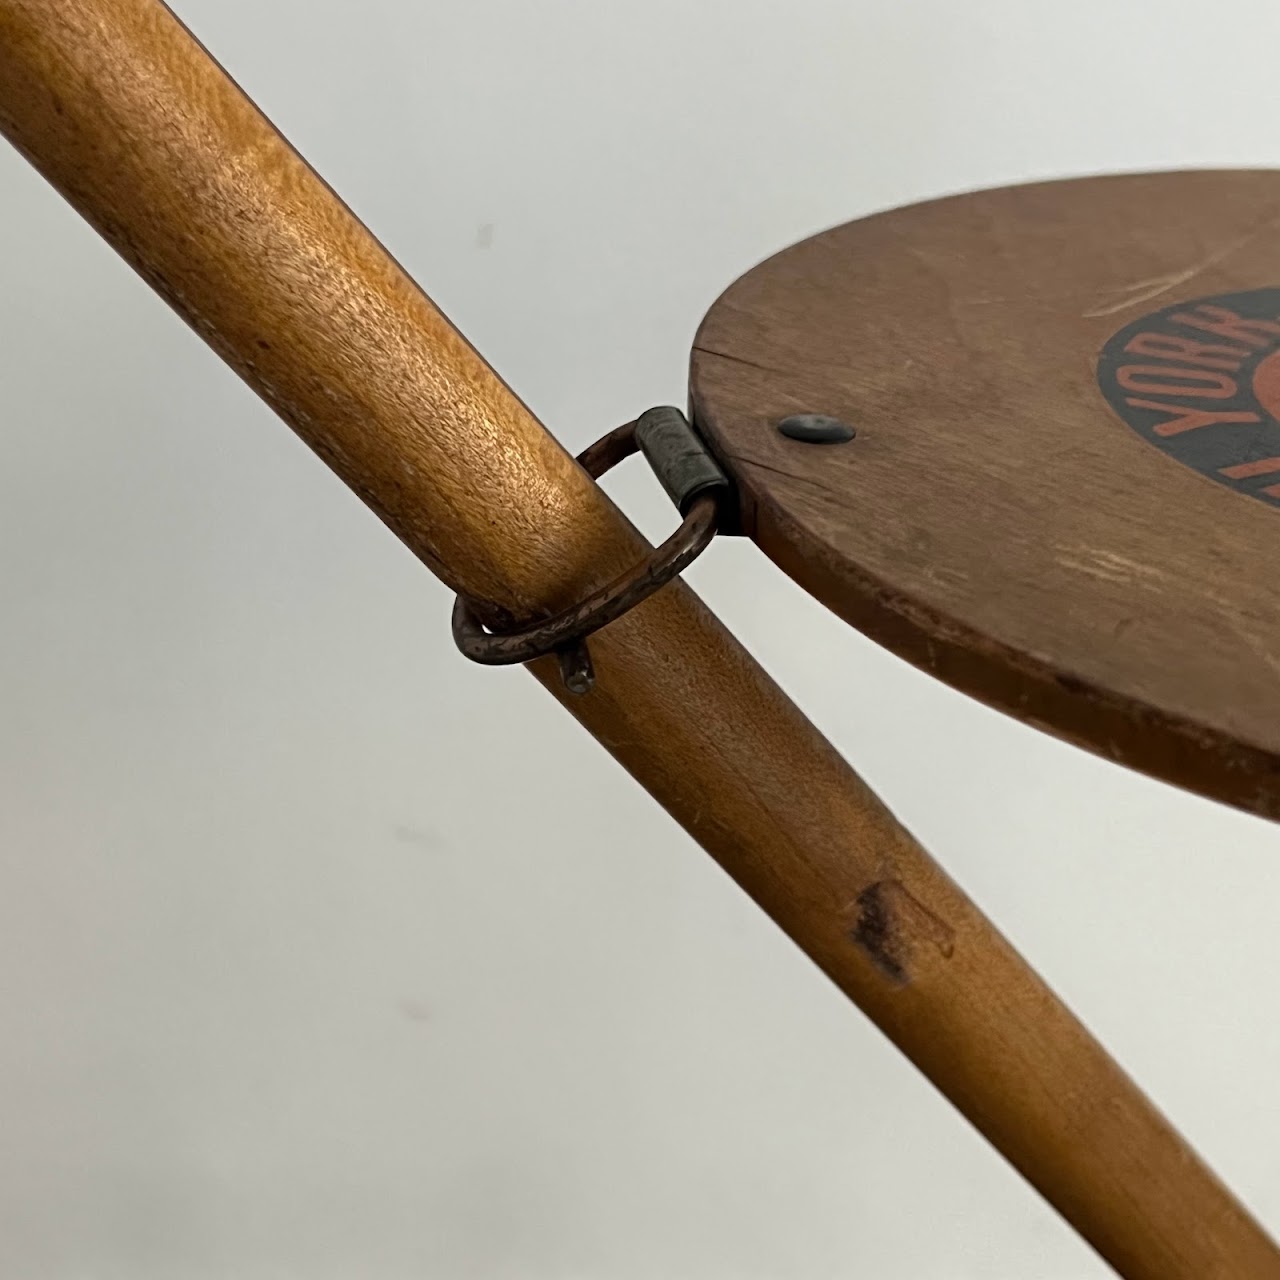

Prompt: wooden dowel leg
[{"left": 0, "top": 2, "right": 1275, "bottom": 1275}]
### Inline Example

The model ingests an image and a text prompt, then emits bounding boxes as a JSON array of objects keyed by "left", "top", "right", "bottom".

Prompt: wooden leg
[{"left": 0, "top": 2, "right": 1275, "bottom": 1275}]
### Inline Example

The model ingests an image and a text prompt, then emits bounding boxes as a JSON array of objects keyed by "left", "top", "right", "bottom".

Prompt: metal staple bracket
[{"left": 451, "top": 406, "right": 730, "bottom": 694}]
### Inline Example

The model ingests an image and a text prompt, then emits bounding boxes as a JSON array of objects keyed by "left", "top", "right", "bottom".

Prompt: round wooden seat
[{"left": 690, "top": 170, "right": 1280, "bottom": 819}]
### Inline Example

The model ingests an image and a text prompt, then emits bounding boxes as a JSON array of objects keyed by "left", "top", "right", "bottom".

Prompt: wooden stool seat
[{"left": 691, "top": 170, "right": 1280, "bottom": 818}]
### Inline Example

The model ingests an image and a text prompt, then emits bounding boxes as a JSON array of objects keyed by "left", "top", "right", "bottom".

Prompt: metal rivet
[
  {"left": 557, "top": 640, "right": 595, "bottom": 695},
  {"left": 776, "top": 413, "right": 855, "bottom": 444}
]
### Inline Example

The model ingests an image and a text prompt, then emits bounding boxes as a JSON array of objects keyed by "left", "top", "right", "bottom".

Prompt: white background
[{"left": 3, "top": 2, "right": 1280, "bottom": 1276}]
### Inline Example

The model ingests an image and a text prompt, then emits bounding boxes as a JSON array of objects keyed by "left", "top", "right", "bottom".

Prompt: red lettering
[
  {"left": 1123, "top": 332, "right": 1249, "bottom": 371},
  {"left": 1169, "top": 305, "right": 1280, "bottom": 349},
  {"left": 1117, "top": 365, "right": 1238, "bottom": 399},
  {"left": 1220, "top": 456, "right": 1280, "bottom": 479},
  {"left": 1124, "top": 398, "right": 1259, "bottom": 436}
]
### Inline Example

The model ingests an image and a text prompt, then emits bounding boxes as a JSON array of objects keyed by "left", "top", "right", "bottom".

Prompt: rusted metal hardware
[
  {"left": 452, "top": 407, "right": 729, "bottom": 692},
  {"left": 776, "top": 412, "right": 856, "bottom": 443}
]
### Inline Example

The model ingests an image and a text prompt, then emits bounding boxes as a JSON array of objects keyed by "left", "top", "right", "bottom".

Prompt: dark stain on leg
[
  {"left": 850, "top": 880, "right": 956, "bottom": 985},
  {"left": 850, "top": 881, "right": 909, "bottom": 983}
]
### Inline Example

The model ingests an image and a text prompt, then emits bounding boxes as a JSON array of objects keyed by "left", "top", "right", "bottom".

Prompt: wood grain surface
[
  {"left": 692, "top": 171, "right": 1280, "bottom": 819},
  {"left": 3, "top": 9, "right": 1278, "bottom": 1274}
]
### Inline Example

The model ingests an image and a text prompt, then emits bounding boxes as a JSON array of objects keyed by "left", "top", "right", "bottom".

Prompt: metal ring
[{"left": 451, "top": 419, "right": 721, "bottom": 688}]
